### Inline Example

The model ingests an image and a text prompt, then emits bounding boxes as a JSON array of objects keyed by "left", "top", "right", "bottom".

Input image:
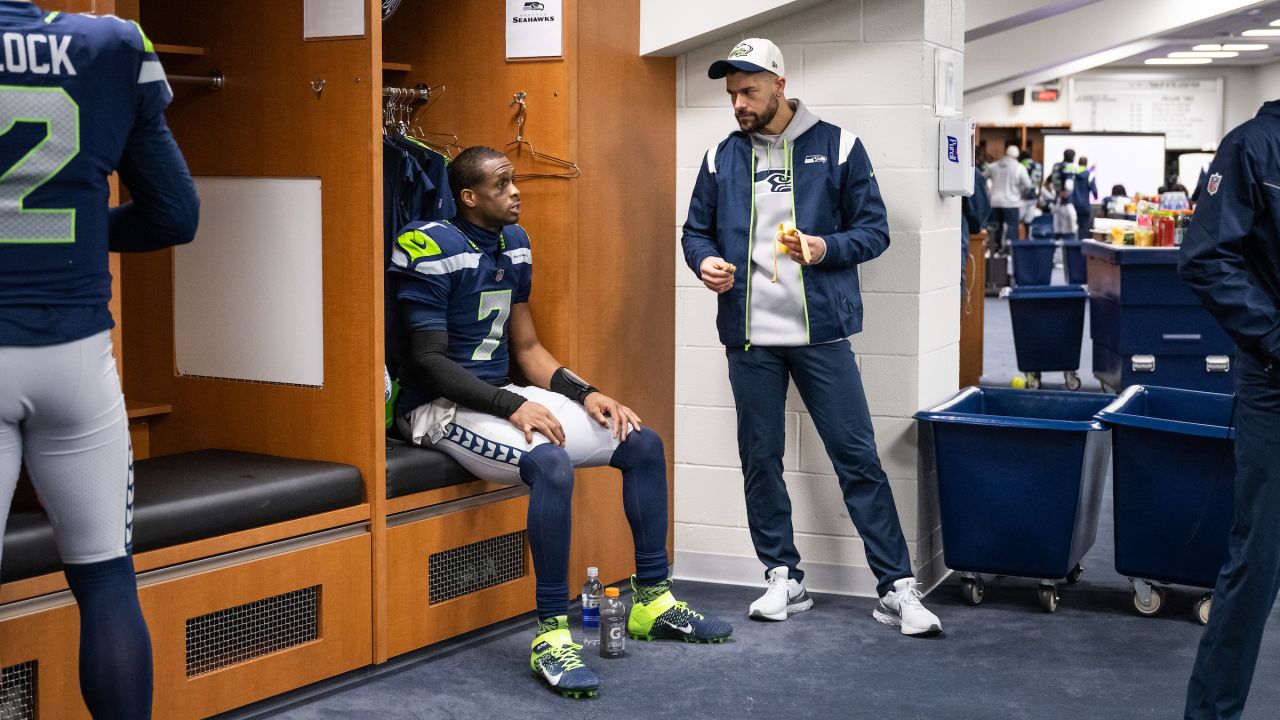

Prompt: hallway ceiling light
[
  {"left": 1145, "top": 58, "right": 1214, "bottom": 64},
  {"left": 1191, "top": 44, "right": 1268, "bottom": 51},
  {"left": 1242, "top": 28, "right": 1280, "bottom": 36},
  {"left": 1168, "top": 51, "right": 1239, "bottom": 58}
]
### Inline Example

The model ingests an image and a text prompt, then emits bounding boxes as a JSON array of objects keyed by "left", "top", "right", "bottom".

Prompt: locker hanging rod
[
  {"left": 382, "top": 83, "right": 431, "bottom": 103},
  {"left": 170, "top": 70, "right": 224, "bottom": 91}
]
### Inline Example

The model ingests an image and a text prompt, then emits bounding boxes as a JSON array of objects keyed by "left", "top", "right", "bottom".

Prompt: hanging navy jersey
[
  {"left": 383, "top": 136, "right": 454, "bottom": 380},
  {"left": 0, "top": 2, "right": 198, "bottom": 346},
  {"left": 389, "top": 219, "right": 533, "bottom": 405}
]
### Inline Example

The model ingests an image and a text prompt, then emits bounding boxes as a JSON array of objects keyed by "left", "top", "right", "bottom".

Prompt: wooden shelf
[
  {"left": 153, "top": 44, "right": 206, "bottom": 57},
  {"left": 126, "top": 400, "right": 173, "bottom": 420},
  {"left": 382, "top": 61, "right": 412, "bottom": 73}
]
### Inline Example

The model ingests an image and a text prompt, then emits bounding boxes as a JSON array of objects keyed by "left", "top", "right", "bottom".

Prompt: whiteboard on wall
[
  {"left": 174, "top": 177, "right": 325, "bottom": 387},
  {"left": 1042, "top": 132, "right": 1166, "bottom": 199},
  {"left": 1069, "top": 76, "right": 1223, "bottom": 151}
]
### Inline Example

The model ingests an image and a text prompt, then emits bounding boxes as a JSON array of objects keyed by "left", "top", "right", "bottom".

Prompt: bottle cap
[
  {"left": 604, "top": 587, "right": 620, "bottom": 597},
  {"left": 587, "top": 566, "right": 599, "bottom": 578}
]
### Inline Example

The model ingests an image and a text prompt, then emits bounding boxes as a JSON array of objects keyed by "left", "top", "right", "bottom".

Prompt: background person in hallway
[
  {"left": 681, "top": 38, "right": 942, "bottom": 637},
  {"left": 962, "top": 165, "right": 991, "bottom": 291},
  {"left": 1072, "top": 156, "right": 1098, "bottom": 239},
  {"left": 0, "top": 3, "right": 200, "bottom": 718},
  {"left": 1180, "top": 99, "right": 1280, "bottom": 720},
  {"left": 983, "top": 145, "right": 1032, "bottom": 252}
]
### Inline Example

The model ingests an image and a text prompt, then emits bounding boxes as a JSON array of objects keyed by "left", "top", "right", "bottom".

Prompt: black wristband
[{"left": 550, "top": 367, "right": 598, "bottom": 404}]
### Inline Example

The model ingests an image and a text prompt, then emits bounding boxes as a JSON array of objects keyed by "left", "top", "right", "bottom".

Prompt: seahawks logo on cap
[{"left": 729, "top": 43, "right": 753, "bottom": 58}]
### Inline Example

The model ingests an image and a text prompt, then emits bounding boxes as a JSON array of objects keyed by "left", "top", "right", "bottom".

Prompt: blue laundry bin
[
  {"left": 1008, "top": 285, "right": 1088, "bottom": 389},
  {"left": 1096, "top": 386, "right": 1236, "bottom": 624},
  {"left": 1061, "top": 240, "right": 1087, "bottom": 284},
  {"left": 1011, "top": 239, "right": 1056, "bottom": 286},
  {"left": 1029, "top": 214, "right": 1053, "bottom": 238},
  {"left": 916, "top": 387, "right": 1115, "bottom": 611}
]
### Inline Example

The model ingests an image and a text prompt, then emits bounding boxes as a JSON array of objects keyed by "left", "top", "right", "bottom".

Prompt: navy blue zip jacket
[
  {"left": 1180, "top": 100, "right": 1280, "bottom": 381},
  {"left": 680, "top": 116, "right": 890, "bottom": 347}
]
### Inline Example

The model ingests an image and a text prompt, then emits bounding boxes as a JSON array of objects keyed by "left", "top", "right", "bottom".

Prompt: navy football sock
[
  {"left": 63, "top": 555, "right": 153, "bottom": 720},
  {"left": 610, "top": 429, "right": 670, "bottom": 586},
  {"left": 520, "top": 444, "right": 575, "bottom": 621}
]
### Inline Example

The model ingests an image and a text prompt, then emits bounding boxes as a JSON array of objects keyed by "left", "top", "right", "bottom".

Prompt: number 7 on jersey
[{"left": 473, "top": 290, "right": 513, "bottom": 361}]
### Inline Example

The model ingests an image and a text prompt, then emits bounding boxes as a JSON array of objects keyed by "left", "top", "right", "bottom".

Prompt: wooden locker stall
[
  {"left": 2, "top": 0, "right": 677, "bottom": 715},
  {"left": 1, "top": 1, "right": 385, "bottom": 718},
  {"left": 378, "top": 0, "right": 676, "bottom": 660}
]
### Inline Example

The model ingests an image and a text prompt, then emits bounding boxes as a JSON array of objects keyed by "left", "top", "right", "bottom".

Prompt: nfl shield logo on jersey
[
  {"left": 1207, "top": 172, "right": 1222, "bottom": 196},
  {"left": 495, "top": 268, "right": 505, "bottom": 282}
]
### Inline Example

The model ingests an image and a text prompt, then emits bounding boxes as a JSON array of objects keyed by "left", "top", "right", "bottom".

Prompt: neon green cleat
[
  {"left": 627, "top": 576, "right": 734, "bottom": 643},
  {"left": 529, "top": 616, "right": 599, "bottom": 699}
]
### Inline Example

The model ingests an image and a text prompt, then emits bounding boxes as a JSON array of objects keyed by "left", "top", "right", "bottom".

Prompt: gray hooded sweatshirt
[{"left": 747, "top": 99, "right": 821, "bottom": 346}]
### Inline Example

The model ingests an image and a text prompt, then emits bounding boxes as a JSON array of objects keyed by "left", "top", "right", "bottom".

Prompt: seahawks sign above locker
[{"left": 514, "top": 2, "right": 554, "bottom": 21}]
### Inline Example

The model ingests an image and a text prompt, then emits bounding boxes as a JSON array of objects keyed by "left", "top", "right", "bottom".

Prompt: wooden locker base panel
[
  {"left": 387, "top": 494, "right": 536, "bottom": 658},
  {"left": 0, "top": 532, "right": 372, "bottom": 720}
]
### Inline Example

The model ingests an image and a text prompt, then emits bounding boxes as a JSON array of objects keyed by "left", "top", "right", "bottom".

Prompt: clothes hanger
[{"left": 504, "top": 91, "right": 580, "bottom": 180}]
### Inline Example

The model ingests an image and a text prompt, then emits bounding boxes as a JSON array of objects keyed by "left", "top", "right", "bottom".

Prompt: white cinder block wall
[{"left": 672, "top": 0, "right": 965, "bottom": 596}]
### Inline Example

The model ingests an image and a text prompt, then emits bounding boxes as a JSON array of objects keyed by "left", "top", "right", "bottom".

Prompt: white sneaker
[
  {"left": 748, "top": 567, "right": 814, "bottom": 621},
  {"left": 873, "top": 577, "right": 942, "bottom": 637}
]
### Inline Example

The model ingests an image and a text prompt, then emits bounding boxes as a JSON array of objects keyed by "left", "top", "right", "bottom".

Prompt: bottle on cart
[
  {"left": 600, "top": 587, "right": 626, "bottom": 658},
  {"left": 581, "top": 567, "right": 603, "bottom": 649}
]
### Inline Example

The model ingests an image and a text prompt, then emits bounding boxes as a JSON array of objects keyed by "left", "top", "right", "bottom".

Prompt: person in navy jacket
[
  {"left": 1180, "top": 99, "right": 1280, "bottom": 720},
  {"left": 681, "top": 38, "right": 941, "bottom": 636}
]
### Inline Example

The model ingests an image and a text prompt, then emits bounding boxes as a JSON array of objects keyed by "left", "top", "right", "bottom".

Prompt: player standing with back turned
[{"left": 0, "top": 2, "right": 199, "bottom": 717}]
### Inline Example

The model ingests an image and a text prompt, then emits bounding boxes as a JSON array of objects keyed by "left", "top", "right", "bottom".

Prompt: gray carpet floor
[{"left": 221, "top": 264, "right": 1280, "bottom": 719}]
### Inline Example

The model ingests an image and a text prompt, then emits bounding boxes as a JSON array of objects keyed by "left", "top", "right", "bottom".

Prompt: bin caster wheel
[
  {"left": 1195, "top": 595, "right": 1212, "bottom": 626},
  {"left": 1038, "top": 584, "right": 1059, "bottom": 613},
  {"left": 1064, "top": 371, "right": 1082, "bottom": 391},
  {"left": 1067, "top": 564, "right": 1085, "bottom": 584},
  {"left": 961, "top": 577, "right": 985, "bottom": 606},
  {"left": 1026, "top": 373, "right": 1041, "bottom": 390},
  {"left": 1134, "top": 586, "right": 1166, "bottom": 617}
]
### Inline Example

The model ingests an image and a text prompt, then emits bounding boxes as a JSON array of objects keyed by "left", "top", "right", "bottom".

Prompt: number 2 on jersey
[
  {"left": 473, "top": 290, "right": 513, "bottom": 361},
  {"left": 0, "top": 86, "right": 80, "bottom": 244}
]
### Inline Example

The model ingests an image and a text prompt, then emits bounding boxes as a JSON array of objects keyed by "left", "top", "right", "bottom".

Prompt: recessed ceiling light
[
  {"left": 1145, "top": 58, "right": 1214, "bottom": 64},
  {"left": 1243, "top": 28, "right": 1280, "bottom": 36},
  {"left": 1169, "top": 51, "right": 1239, "bottom": 58},
  {"left": 1223, "top": 43, "right": 1270, "bottom": 51},
  {"left": 1270, "top": 18, "right": 1280, "bottom": 26},
  {"left": 1192, "top": 44, "right": 1222, "bottom": 51}
]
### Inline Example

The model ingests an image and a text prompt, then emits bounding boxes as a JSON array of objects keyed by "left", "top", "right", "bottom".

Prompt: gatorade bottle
[
  {"left": 600, "top": 587, "right": 626, "bottom": 658},
  {"left": 581, "top": 567, "right": 603, "bottom": 649}
]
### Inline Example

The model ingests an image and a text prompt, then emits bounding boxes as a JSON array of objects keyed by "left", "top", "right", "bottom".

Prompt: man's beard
[{"left": 736, "top": 94, "right": 779, "bottom": 133}]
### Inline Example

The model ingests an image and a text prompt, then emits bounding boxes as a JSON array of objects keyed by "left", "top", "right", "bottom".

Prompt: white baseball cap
[{"left": 708, "top": 38, "right": 785, "bottom": 79}]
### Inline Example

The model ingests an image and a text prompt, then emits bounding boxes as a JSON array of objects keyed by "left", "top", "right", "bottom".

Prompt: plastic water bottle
[
  {"left": 600, "top": 587, "right": 626, "bottom": 658},
  {"left": 581, "top": 567, "right": 603, "bottom": 649}
]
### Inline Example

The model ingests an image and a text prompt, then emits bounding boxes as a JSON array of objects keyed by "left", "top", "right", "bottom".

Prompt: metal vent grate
[
  {"left": 185, "top": 586, "right": 320, "bottom": 677},
  {"left": 0, "top": 661, "right": 35, "bottom": 720},
  {"left": 429, "top": 530, "right": 527, "bottom": 604}
]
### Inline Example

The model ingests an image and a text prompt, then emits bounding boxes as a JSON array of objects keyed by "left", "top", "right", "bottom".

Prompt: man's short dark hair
[
  {"left": 448, "top": 146, "right": 507, "bottom": 205},
  {"left": 1063, "top": 148, "right": 1076, "bottom": 162}
]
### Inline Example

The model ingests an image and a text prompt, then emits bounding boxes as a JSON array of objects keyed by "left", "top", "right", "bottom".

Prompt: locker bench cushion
[
  {"left": 385, "top": 438, "right": 477, "bottom": 499},
  {"left": 2, "top": 449, "right": 363, "bottom": 584}
]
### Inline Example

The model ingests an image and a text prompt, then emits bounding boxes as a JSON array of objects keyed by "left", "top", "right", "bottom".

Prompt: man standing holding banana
[{"left": 681, "top": 38, "right": 942, "bottom": 635}]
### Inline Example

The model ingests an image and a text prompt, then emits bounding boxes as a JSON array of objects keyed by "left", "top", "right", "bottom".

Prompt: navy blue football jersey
[
  {"left": 390, "top": 219, "right": 533, "bottom": 394},
  {"left": 0, "top": 2, "right": 197, "bottom": 346}
]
